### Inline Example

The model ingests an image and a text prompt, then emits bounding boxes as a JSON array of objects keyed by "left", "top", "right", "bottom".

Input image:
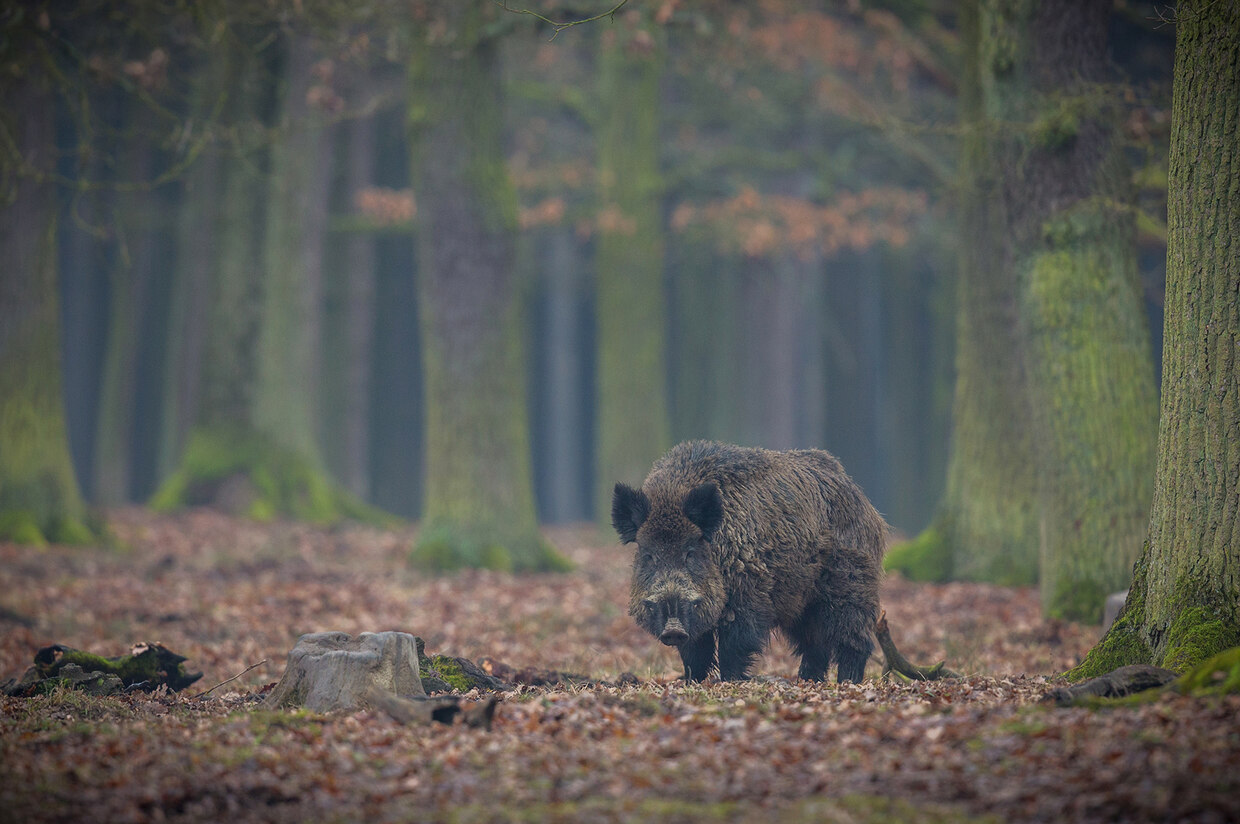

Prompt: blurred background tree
[
  {"left": 1, "top": 0, "right": 1180, "bottom": 599},
  {"left": 886, "top": 0, "right": 1160, "bottom": 623}
]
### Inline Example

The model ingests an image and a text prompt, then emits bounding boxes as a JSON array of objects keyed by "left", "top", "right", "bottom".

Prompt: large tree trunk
[
  {"left": 593, "top": 9, "right": 671, "bottom": 517},
  {"left": 322, "top": 115, "right": 378, "bottom": 501},
  {"left": 153, "top": 36, "right": 369, "bottom": 524},
  {"left": 890, "top": 0, "right": 1157, "bottom": 601},
  {"left": 0, "top": 75, "right": 92, "bottom": 544},
  {"left": 1072, "top": 0, "right": 1240, "bottom": 676},
  {"left": 93, "top": 101, "right": 159, "bottom": 506},
  {"left": 408, "top": 5, "right": 567, "bottom": 571},
  {"left": 935, "top": 0, "right": 1041, "bottom": 586},
  {"left": 1017, "top": 0, "right": 1158, "bottom": 620},
  {"left": 255, "top": 33, "right": 331, "bottom": 466}
]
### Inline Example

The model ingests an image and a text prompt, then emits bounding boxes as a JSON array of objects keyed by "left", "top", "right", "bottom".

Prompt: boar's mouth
[{"left": 658, "top": 617, "right": 690, "bottom": 647}]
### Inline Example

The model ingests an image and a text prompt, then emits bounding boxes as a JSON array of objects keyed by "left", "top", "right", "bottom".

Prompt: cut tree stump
[{"left": 264, "top": 631, "right": 426, "bottom": 712}]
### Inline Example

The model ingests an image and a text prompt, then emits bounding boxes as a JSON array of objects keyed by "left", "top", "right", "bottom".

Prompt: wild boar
[{"left": 612, "top": 440, "right": 886, "bottom": 682}]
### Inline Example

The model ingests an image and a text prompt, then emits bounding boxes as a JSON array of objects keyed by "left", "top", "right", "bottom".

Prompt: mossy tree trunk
[
  {"left": 593, "top": 9, "right": 671, "bottom": 519},
  {"left": 1072, "top": 0, "right": 1240, "bottom": 676},
  {"left": 255, "top": 32, "right": 331, "bottom": 468},
  {"left": 407, "top": 5, "right": 568, "bottom": 571},
  {"left": 936, "top": 0, "right": 1042, "bottom": 586},
  {"left": 0, "top": 74, "right": 92, "bottom": 545},
  {"left": 321, "top": 114, "right": 377, "bottom": 501},
  {"left": 890, "top": 0, "right": 1157, "bottom": 603},
  {"left": 151, "top": 41, "right": 269, "bottom": 515},
  {"left": 153, "top": 36, "right": 372, "bottom": 525},
  {"left": 157, "top": 81, "right": 219, "bottom": 484},
  {"left": 1016, "top": 0, "right": 1158, "bottom": 620}
]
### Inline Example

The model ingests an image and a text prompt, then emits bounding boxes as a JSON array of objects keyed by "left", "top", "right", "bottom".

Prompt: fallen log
[{"left": 2, "top": 642, "right": 202, "bottom": 697}]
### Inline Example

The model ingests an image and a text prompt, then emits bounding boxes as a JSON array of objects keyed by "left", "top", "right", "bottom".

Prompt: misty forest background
[{"left": 2, "top": 2, "right": 1180, "bottom": 615}]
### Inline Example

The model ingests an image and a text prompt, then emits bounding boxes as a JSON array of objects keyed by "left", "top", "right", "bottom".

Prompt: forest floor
[{"left": 1, "top": 508, "right": 1238, "bottom": 823}]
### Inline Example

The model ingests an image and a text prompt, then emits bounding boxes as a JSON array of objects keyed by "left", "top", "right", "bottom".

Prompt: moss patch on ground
[
  {"left": 152, "top": 427, "right": 396, "bottom": 527},
  {"left": 410, "top": 523, "right": 572, "bottom": 574},
  {"left": 884, "top": 524, "right": 952, "bottom": 582}
]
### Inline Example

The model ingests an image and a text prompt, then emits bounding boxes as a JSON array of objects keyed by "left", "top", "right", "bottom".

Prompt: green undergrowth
[
  {"left": 0, "top": 508, "right": 98, "bottom": 547},
  {"left": 884, "top": 524, "right": 952, "bottom": 582},
  {"left": 152, "top": 427, "right": 397, "bottom": 527},
  {"left": 411, "top": 523, "right": 573, "bottom": 574}
]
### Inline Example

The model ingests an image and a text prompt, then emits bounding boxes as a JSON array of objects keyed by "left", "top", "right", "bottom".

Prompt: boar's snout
[
  {"left": 659, "top": 617, "right": 689, "bottom": 646},
  {"left": 643, "top": 595, "right": 703, "bottom": 647}
]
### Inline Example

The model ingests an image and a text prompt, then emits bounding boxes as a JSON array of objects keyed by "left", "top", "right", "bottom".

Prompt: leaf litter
[{"left": 1, "top": 507, "right": 1237, "bottom": 823}]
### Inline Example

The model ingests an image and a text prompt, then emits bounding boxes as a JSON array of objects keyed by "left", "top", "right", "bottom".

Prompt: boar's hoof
[{"left": 659, "top": 618, "right": 690, "bottom": 647}]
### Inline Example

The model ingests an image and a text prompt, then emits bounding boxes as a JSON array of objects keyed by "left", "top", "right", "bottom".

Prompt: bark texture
[
  {"left": 594, "top": 10, "right": 671, "bottom": 521},
  {"left": 0, "top": 76, "right": 91, "bottom": 544},
  {"left": 1073, "top": 0, "right": 1240, "bottom": 676},
  {"left": 408, "top": 5, "right": 568, "bottom": 571},
  {"left": 892, "top": 0, "right": 1158, "bottom": 609}
]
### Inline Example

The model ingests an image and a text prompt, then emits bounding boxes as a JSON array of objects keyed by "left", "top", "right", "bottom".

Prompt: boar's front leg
[
  {"left": 717, "top": 614, "right": 767, "bottom": 681},
  {"left": 679, "top": 631, "right": 716, "bottom": 682}
]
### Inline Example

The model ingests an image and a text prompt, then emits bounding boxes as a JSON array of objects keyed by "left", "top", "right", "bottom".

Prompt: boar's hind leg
[
  {"left": 790, "top": 597, "right": 874, "bottom": 683},
  {"left": 717, "top": 616, "right": 767, "bottom": 681},
  {"left": 679, "top": 632, "right": 716, "bottom": 682},
  {"left": 835, "top": 645, "right": 871, "bottom": 683}
]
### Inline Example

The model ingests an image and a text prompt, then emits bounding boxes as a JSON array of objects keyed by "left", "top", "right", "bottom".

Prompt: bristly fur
[{"left": 615, "top": 440, "right": 888, "bottom": 683}]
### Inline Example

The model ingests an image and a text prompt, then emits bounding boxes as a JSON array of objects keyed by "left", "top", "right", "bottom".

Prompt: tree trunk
[
  {"left": 530, "top": 227, "right": 591, "bottom": 523},
  {"left": 157, "top": 117, "right": 218, "bottom": 485},
  {"left": 152, "top": 37, "right": 372, "bottom": 525},
  {"left": 0, "top": 76, "right": 92, "bottom": 544},
  {"left": 407, "top": 5, "right": 568, "bottom": 571},
  {"left": 1017, "top": 0, "right": 1158, "bottom": 620},
  {"left": 93, "top": 101, "right": 159, "bottom": 506},
  {"left": 324, "top": 115, "right": 377, "bottom": 501},
  {"left": 593, "top": 9, "right": 671, "bottom": 516},
  {"left": 255, "top": 33, "right": 331, "bottom": 466},
  {"left": 890, "top": 0, "right": 1157, "bottom": 600},
  {"left": 1072, "top": 0, "right": 1240, "bottom": 676},
  {"left": 936, "top": 0, "right": 1041, "bottom": 585}
]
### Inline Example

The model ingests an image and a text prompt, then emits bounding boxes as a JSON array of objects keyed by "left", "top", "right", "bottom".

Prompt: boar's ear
[
  {"left": 683, "top": 483, "right": 723, "bottom": 541},
  {"left": 611, "top": 483, "right": 650, "bottom": 544}
]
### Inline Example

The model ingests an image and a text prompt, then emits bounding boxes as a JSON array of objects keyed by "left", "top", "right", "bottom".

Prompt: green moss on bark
[
  {"left": 1161, "top": 608, "right": 1240, "bottom": 673},
  {"left": 1064, "top": 553, "right": 1153, "bottom": 680}
]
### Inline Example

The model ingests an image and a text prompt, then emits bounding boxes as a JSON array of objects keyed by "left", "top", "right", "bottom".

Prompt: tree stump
[{"left": 264, "top": 631, "right": 425, "bottom": 712}]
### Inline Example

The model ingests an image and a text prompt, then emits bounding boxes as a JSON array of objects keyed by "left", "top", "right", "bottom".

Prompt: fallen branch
[
  {"left": 365, "top": 686, "right": 499, "bottom": 729},
  {"left": 1043, "top": 665, "right": 1178, "bottom": 707},
  {"left": 191, "top": 659, "right": 267, "bottom": 700},
  {"left": 875, "top": 610, "right": 961, "bottom": 681}
]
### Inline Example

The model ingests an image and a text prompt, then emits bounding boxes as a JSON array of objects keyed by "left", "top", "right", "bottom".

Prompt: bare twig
[
  {"left": 498, "top": 0, "right": 630, "bottom": 41},
  {"left": 191, "top": 659, "right": 267, "bottom": 700}
]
